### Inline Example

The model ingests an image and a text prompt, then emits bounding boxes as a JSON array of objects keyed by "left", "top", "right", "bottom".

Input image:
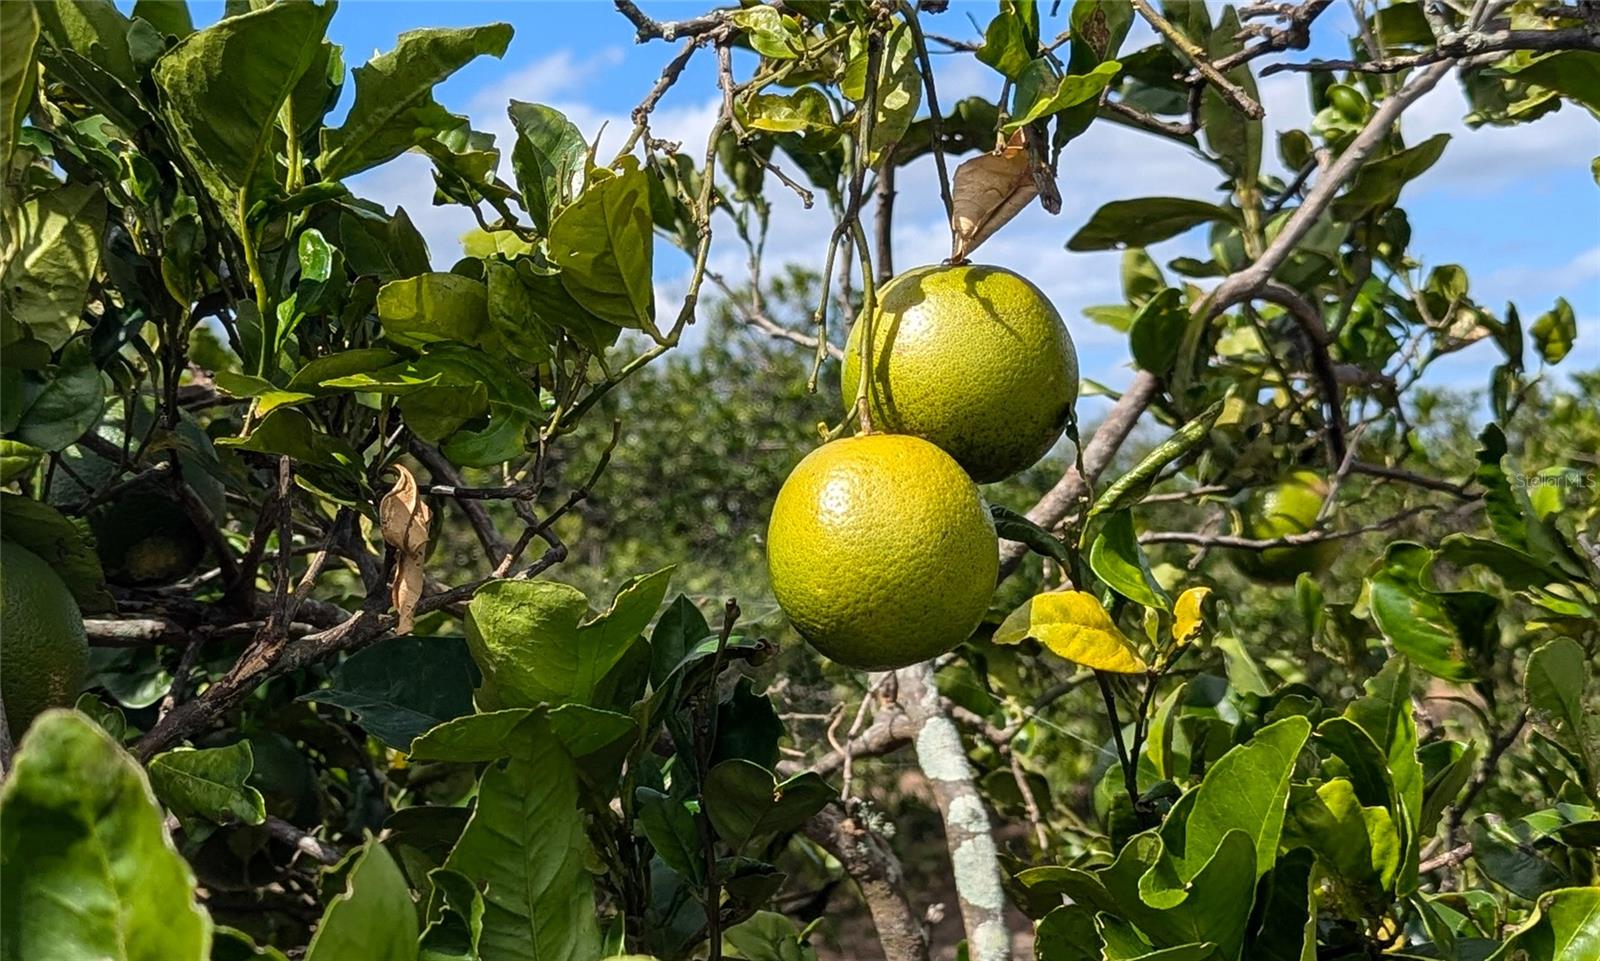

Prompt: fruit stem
[{"left": 850, "top": 218, "right": 878, "bottom": 435}]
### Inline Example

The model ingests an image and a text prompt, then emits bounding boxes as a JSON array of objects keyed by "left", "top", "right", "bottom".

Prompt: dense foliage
[{"left": 1, "top": 2, "right": 1596, "bottom": 961}]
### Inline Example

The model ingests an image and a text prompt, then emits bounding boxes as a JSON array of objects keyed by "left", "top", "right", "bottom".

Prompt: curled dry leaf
[
  {"left": 949, "top": 130, "right": 1039, "bottom": 262},
  {"left": 379, "top": 464, "right": 433, "bottom": 634}
]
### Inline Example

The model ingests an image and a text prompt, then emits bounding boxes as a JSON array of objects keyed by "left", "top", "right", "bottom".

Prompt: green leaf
[
  {"left": 722, "top": 911, "right": 818, "bottom": 961},
  {"left": 1090, "top": 401, "right": 1221, "bottom": 518},
  {"left": 649, "top": 594, "right": 713, "bottom": 688},
  {"left": 153, "top": 1, "right": 336, "bottom": 230},
  {"left": 1530, "top": 297, "right": 1577, "bottom": 364},
  {"left": 419, "top": 866, "right": 484, "bottom": 961},
  {"left": 1176, "top": 715, "right": 1311, "bottom": 879},
  {"left": 1419, "top": 739, "right": 1478, "bottom": 836},
  {"left": 218, "top": 407, "right": 362, "bottom": 473},
  {"left": 1101, "top": 829, "right": 1259, "bottom": 958},
  {"left": 1068, "top": 198, "right": 1235, "bottom": 251},
  {"left": 408, "top": 708, "right": 539, "bottom": 762},
  {"left": 0, "top": 711, "right": 212, "bottom": 960},
  {"left": 507, "top": 101, "right": 587, "bottom": 235},
  {"left": 1366, "top": 543, "right": 1479, "bottom": 682},
  {"left": 1281, "top": 778, "right": 1401, "bottom": 892},
  {"left": 0, "top": 2, "right": 40, "bottom": 171},
  {"left": 729, "top": 6, "right": 802, "bottom": 60},
  {"left": 0, "top": 183, "right": 107, "bottom": 350},
  {"left": 1245, "top": 847, "right": 1316, "bottom": 961},
  {"left": 465, "top": 568, "right": 672, "bottom": 710},
  {"left": 1485, "top": 886, "right": 1600, "bottom": 961},
  {"left": 703, "top": 760, "right": 834, "bottom": 853},
  {"left": 305, "top": 837, "right": 419, "bottom": 961},
  {"left": 741, "top": 88, "right": 836, "bottom": 136},
  {"left": 0, "top": 440, "right": 43, "bottom": 484},
  {"left": 300, "top": 635, "right": 478, "bottom": 750},
  {"left": 148, "top": 742, "right": 266, "bottom": 827},
  {"left": 377, "top": 272, "right": 491, "bottom": 348},
  {"left": 993, "top": 590, "right": 1148, "bottom": 673},
  {"left": 1006, "top": 59, "right": 1121, "bottom": 132},
  {"left": 318, "top": 23, "right": 511, "bottom": 182},
  {"left": 1526, "top": 637, "right": 1598, "bottom": 794},
  {"left": 33, "top": 0, "right": 149, "bottom": 132},
  {"left": 1343, "top": 656, "right": 1424, "bottom": 893},
  {"left": 1128, "top": 287, "right": 1187, "bottom": 377},
  {"left": 990, "top": 503, "right": 1074, "bottom": 567},
  {"left": 1512, "top": 51, "right": 1600, "bottom": 113},
  {"left": 12, "top": 342, "right": 105, "bottom": 452},
  {"left": 1199, "top": 6, "right": 1261, "bottom": 185},
  {"left": 132, "top": 1, "right": 194, "bottom": 39},
  {"left": 1090, "top": 511, "right": 1170, "bottom": 611},
  {"left": 443, "top": 717, "right": 601, "bottom": 961},
  {"left": 1331, "top": 133, "right": 1450, "bottom": 221},
  {"left": 1471, "top": 817, "right": 1572, "bottom": 900},
  {"left": 844, "top": 23, "right": 922, "bottom": 164},
  {"left": 977, "top": 2, "right": 1039, "bottom": 81},
  {"left": 636, "top": 787, "right": 702, "bottom": 882},
  {"left": 0, "top": 492, "right": 115, "bottom": 611},
  {"left": 548, "top": 161, "right": 656, "bottom": 332}
]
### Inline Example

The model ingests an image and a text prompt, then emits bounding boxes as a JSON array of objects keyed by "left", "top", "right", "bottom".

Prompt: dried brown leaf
[
  {"left": 380, "top": 464, "right": 432, "bottom": 634},
  {"left": 949, "top": 130, "right": 1038, "bottom": 261}
]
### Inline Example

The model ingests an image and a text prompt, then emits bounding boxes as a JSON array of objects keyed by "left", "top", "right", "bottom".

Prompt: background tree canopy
[{"left": 0, "top": 2, "right": 1596, "bottom": 961}]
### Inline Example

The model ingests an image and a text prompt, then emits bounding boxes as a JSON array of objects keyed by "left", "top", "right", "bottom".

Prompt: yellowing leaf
[
  {"left": 1172, "top": 586, "right": 1212, "bottom": 647},
  {"left": 949, "top": 129, "right": 1036, "bottom": 261},
  {"left": 993, "top": 590, "right": 1148, "bottom": 674}
]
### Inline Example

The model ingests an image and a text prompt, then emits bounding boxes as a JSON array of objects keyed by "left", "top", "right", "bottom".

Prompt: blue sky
[{"left": 175, "top": 2, "right": 1597, "bottom": 398}]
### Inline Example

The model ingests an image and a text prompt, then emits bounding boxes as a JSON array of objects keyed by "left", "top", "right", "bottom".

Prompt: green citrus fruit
[
  {"left": 766, "top": 433, "right": 998, "bottom": 670},
  {"left": 49, "top": 401, "right": 224, "bottom": 586},
  {"left": 0, "top": 543, "right": 90, "bottom": 733},
  {"left": 841, "top": 264, "right": 1078, "bottom": 483},
  {"left": 1232, "top": 470, "right": 1338, "bottom": 583}
]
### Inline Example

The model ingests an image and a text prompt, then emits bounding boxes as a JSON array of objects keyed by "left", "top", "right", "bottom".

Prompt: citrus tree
[{"left": 2, "top": 2, "right": 1598, "bottom": 961}]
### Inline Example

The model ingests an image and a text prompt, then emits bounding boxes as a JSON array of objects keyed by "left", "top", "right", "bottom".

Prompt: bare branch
[{"left": 1265, "top": 25, "right": 1600, "bottom": 75}]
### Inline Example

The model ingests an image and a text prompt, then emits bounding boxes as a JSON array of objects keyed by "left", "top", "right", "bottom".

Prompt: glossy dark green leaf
[
  {"left": 713, "top": 679, "right": 785, "bottom": 769},
  {"left": 1068, "top": 198, "right": 1235, "bottom": 251},
  {"left": 300, "top": 635, "right": 478, "bottom": 750},
  {"left": 636, "top": 787, "right": 701, "bottom": 883},
  {"left": 319, "top": 23, "right": 510, "bottom": 182},
  {"left": 1128, "top": 287, "right": 1187, "bottom": 376},
  {"left": 0, "top": 711, "right": 212, "bottom": 960},
  {"left": 1525, "top": 637, "right": 1598, "bottom": 795},
  {"left": 990, "top": 503, "right": 1074, "bottom": 566},
  {"left": 703, "top": 760, "right": 834, "bottom": 853},
  {"left": 13, "top": 342, "right": 105, "bottom": 453},
  {"left": 218, "top": 407, "right": 361, "bottom": 473},
  {"left": 1090, "top": 510, "right": 1170, "bottom": 611},
  {"left": 1470, "top": 817, "right": 1572, "bottom": 900},
  {"left": 650, "top": 594, "right": 713, "bottom": 688}
]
